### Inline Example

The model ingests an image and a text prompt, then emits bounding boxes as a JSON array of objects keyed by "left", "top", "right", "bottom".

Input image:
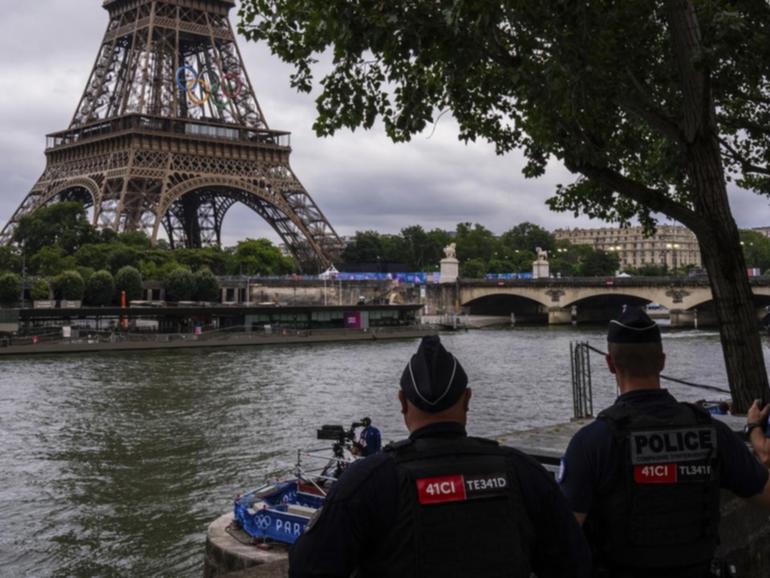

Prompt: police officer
[
  {"left": 290, "top": 335, "right": 591, "bottom": 577},
  {"left": 354, "top": 417, "right": 382, "bottom": 457},
  {"left": 559, "top": 308, "right": 770, "bottom": 578}
]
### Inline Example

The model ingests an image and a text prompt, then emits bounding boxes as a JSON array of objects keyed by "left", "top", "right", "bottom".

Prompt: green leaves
[
  {"left": 238, "top": 0, "right": 770, "bottom": 232},
  {"left": 0, "top": 273, "right": 21, "bottom": 307}
]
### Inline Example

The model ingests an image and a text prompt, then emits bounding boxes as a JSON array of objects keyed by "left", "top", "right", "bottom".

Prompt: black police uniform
[
  {"left": 559, "top": 389, "right": 769, "bottom": 578},
  {"left": 290, "top": 421, "right": 591, "bottom": 578}
]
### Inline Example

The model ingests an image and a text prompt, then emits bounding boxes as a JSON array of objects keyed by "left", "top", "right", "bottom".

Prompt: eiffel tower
[{"left": 0, "top": 0, "right": 342, "bottom": 270}]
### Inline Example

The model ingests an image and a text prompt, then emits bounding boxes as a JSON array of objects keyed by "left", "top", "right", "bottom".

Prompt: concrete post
[
  {"left": 548, "top": 307, "right": 572, "bottom": 325},
  {"left": 439, "top": 257, "right": 459, "bottom": 284},
  {"left": 669, "top": 309, "right": 695, "bottom": 328}
]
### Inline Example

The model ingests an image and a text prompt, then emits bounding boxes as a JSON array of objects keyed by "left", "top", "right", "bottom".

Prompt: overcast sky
[{"left": 1, "top": 1, "right": 767, "bottom": 246}]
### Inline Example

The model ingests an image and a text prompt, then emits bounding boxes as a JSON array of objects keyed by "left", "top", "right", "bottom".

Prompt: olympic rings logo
[
  {"left": 175, "top": 66, "right": 244, "bottom": 109},
  {"left": 255, "top": 514, "right": 272, "bottom": 530}
]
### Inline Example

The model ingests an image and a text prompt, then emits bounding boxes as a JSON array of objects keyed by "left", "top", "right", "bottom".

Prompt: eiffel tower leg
[{"left": 2, "top": 0, "right": 343, "bottom": 267}]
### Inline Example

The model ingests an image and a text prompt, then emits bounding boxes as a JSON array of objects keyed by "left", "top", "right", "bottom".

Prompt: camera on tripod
[
  {"left": 316, "top": 424, "right": 355, "bottom": 444},
  {"left": 317, "top": 419, "right": 368, "bottom": 440}
]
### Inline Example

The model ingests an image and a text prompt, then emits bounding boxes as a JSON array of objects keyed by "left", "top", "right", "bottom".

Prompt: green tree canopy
[
  {"left": 165, "top": 268, "right": 197, "bottom": 302},
  {"left": 460, "top": 258, "right": 487, "bottom": 279},
  {"left": 114, "top": 266, "right": 143, "bottom": 302},
  {"left": 194, "top": 268, "right": 221, "bottom": 302},
  {"left": 53, "top": 270, "right": 85, "bottom": 301},
  {"left": 74, "top": 244, "right": 113, "bottom": 272},
  {"left": 239, "top": 0, "right": 770, "bottom": 408},
  {"left": 231, "top": 238, "right": 295, "bottom": 276},
  {"left": 455, "top": 223, "right": 498, "bottom": 263},
  {"left": 107, "top": 246, "right": 141, "bottom": 273},
  {"left": 85, "top": 270, "right": 115, "bottom": 306},
  {"left": 579, "top": 251, "right": 621, "bottom": 278},
  {"left": 0, "top": 246, "right": 21, "bottom": 274},
  {"left": 174, "top": 247, "right": 232, "bottom": 275},
  {"left": 500, "top": 223, "right": 555, "bottom": 254},
  {"left": 13, "top": 202, "right": 96, "bottom": 255},
  {"left": 342, "top": 231, "right": 387, "bottom": 265},
  {"left": 30, "top": 279, "right": 50, "bottom": 301},
  {"left": 116, "top": 231, "right": 152, "bottom": 249},
  {"left": 30, "top": 246, "right": 76, "bottom": 276},
  {"left": 0, "top": 273, "right": 21, "bottom": 306},
  {"left": 740, "top": 230, "right": 770, "bottom": 273}
]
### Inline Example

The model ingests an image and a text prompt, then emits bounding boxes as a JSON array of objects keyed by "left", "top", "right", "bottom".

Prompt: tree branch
[
  {"left": 620, "top": 68, "right": 684, "bottom": 144},
  {"left": 565, "top": 159, "right": 706, "bottom": 235},
  {"left": 720, "top": 138, "right": 770, "bottom": 176}
]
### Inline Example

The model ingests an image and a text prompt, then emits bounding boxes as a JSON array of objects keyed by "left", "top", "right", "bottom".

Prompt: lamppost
[
  {"left": 665, "top": 243, "right": 680, "bottom": 273},
  {"left": 19, "top": 242, "right": 26, "bottom": 307}
]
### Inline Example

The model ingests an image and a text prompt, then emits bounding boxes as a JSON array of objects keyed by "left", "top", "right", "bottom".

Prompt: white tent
[{"left": 319, "top": 265, "right": 339, "bottom": 280}]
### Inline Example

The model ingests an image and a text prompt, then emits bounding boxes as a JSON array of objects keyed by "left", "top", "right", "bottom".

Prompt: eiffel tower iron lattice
[{"left": 0, "top": 0, "right": 343, "bottom": 270}]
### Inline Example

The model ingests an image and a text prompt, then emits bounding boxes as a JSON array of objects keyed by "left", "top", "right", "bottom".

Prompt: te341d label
[{"left": 416, "top": 473, "right": 509, "bottom": 505}]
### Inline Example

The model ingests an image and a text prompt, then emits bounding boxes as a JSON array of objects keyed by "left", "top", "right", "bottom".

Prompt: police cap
[
  {"left": 608, "top": 307, "right": 662, "bottom": 344},
  {"left": 400, "top": 335, "right": 468, "bottom": 413}
]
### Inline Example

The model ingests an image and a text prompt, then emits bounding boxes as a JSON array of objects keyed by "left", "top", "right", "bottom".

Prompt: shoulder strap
[
  {"left": 597, "top": 402, "right": 637, "bottom": 437},
  {"left": 383, "top": 439, "right": 412, "bottom": 453},
  {"left": 680, "top": 402, "right": 715, "bottom": 425},
  {"left": 390, "top": 436, "right": 508, "bottom": 464}
]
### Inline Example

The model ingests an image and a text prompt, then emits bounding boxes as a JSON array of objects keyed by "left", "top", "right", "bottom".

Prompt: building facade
[{"left": 554, "top": 225, "right": 702, "bottom": 271}]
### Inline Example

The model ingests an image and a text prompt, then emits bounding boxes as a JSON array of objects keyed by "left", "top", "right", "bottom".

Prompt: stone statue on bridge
[
  {"left": 533, "top": 247, "right": 550, "bottom": 279},
  {"left": 440, "top": 243, "right": 459, "bottom": 284}
]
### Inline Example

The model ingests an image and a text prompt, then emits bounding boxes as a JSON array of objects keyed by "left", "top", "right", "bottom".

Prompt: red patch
[
  {"left": 416, "top": 475, "right": 466, "bottom": 505},
  {"left": 634, "top": 464, "right": 677, "bottom": 484}
]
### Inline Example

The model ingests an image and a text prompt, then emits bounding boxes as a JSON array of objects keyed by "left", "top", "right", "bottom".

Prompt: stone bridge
[{"left": 425, "top": 277, "right": 770, "bottom": 327}]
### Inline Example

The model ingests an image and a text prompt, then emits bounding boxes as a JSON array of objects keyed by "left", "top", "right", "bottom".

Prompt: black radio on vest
[{"left": 590, "top": 402, "right": 721, "bottom": 572}]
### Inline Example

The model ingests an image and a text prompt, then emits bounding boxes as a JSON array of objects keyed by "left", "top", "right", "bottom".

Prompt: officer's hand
[{"left": 748, "top": 400, "right": 770, "bottom": 424}]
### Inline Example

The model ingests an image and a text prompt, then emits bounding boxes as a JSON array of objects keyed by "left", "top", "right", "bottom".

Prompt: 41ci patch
[{"left": 416, "top": 473, "right": 509, "bottom": 505}]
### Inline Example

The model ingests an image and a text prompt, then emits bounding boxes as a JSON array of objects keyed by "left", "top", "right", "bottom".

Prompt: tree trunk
[
  {"left": 667, "top": 0, "right": 769, "bottom": 412},
  {"left": 688, "top": 141, "right": 769, "bottom": 412}
]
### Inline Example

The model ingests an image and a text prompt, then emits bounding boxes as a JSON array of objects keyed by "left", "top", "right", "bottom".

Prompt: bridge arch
[
  {"left": 462, "top": 293, "right": 549, "bottom": 323},
  {"left": 564, "top": 292, "right": 652, "bottom": 324}
]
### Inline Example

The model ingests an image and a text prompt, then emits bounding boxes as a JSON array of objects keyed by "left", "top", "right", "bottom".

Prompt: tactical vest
[
  {"left": 589, "top": 401, "right": 721, "bottom": 572},
  {"left": 357, "top": 436, "right": 534, "bottom": 578}
]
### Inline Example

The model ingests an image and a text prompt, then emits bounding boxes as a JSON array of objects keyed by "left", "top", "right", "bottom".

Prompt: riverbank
[
  {"left": 0, "top": 326, "right": 435, "bottom": 357},
  {"left": 204, "top": 415, "right": 770, "bottom": 578}
]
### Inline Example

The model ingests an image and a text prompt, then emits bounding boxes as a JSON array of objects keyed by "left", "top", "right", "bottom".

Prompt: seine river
[{"left": 1, "top": 327, "right": 769, "bottom": 577}]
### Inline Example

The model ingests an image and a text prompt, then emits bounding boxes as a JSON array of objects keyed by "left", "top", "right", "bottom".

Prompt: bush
[
  {"left": 108, "top": 246, "right": 140, "bottom": 273},
  {"left": 0, "top": 273, "right": 21, "bottom": 306},
  {"left": 77, "top": 266, "right": 95, "bottom": 283},
  {"left": 30, "top": 278, "right": 50, "bottom": 301},
  {"left": 114, "top": 266, "right": 143, "bottom": 302},
  {"left": 165, "top": 268, "right": 196, "bottom": 302},
  {"left": 194, "top": 268, "right": 220, "bottom": 302},
  {"left": 85, "top": 270, "right": 115, "bottom": 306},
  {"left": 53, "top": 270, "right": 85, "bottom": 301}
]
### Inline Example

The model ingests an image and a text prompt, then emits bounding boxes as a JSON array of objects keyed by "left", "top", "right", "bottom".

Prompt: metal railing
[
  {"left": 569, "top": 340, "right": 732, "bottom": 420},
  {"left": 570, "top": 342, "right": 594, "bottom": 419}
]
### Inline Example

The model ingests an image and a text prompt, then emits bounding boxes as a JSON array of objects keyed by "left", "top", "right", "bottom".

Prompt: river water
[{"left": 1, "top": 327, "right": 768, "bottom": 577}]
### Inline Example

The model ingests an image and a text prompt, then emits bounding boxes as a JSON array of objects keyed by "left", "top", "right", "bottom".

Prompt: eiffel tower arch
[{"left": 0, "top": 0, "right": 343, "bottom": 270}]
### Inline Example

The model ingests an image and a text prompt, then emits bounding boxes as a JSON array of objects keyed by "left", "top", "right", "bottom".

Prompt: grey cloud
[{"left": 1, "top": 1, "right": 766, "bottom": 249}]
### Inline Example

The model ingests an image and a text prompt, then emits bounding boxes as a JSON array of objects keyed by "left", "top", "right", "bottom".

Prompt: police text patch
[
  {"left": 629, "top": 427, "right": 717, "bottom": 465},
  {"left": 416, "top": 473, "right": 509, "bottom": 505}
]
